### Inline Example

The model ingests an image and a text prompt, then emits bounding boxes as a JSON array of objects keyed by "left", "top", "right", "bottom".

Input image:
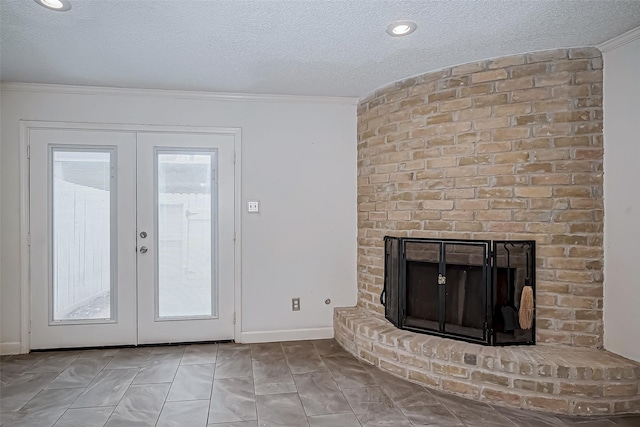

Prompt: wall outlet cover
[{"left": 248, "top": 200, "right": 259, "bottom": 213}]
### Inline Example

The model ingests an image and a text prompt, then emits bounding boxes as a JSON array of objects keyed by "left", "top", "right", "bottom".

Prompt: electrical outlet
[
  {"left": 292, "top": 297, "right": 300, "bottom": 311},
  {"left": 247, "top": 201, "right": 259, "bottom": 213}
]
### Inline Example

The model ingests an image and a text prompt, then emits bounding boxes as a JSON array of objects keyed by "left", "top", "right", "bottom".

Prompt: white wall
[
  {"left": 603, "top": 35, "right": 640, "bottom": 362},
  {"left": 0, "top": 84, "right": 358, "bottom": 351}
]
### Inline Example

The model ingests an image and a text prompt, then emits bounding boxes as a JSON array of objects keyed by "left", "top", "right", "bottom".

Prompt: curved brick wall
[{"left": 356, "top": 48, "right": 604, "bottom": 348}]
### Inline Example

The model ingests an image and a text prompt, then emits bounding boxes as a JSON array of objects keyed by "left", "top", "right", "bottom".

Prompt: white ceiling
[{"left": 1, "top": 0, "right": 639, "bottom": 97}]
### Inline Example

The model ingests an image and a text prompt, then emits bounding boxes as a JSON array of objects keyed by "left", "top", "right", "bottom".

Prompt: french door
[{"left": 29, "top": 128, "right": 236, "bottom": 349}]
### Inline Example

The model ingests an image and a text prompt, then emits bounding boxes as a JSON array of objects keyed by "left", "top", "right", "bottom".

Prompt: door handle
[{"left": 139, "top": 246, "right": 148, "bottom": 254}]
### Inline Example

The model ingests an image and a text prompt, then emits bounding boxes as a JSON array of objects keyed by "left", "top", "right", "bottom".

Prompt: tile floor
[{"left": 1, "top": 339, "right": 639, "bottom": 427}]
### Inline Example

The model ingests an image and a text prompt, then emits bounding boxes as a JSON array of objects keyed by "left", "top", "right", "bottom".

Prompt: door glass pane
[
  {"left": 52, "top": 149, "right": 113, "bottom": 321},
  {"left": 157, "top": 151, "right": 216, "bottom": 318}
]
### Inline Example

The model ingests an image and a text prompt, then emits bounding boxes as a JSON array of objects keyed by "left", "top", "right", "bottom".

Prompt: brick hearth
[{"left": 335, "top": 307, "right": 640, "bottom": 416}]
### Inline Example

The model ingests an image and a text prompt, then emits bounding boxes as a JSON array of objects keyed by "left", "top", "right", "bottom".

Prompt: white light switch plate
[{"left": 247, "top": 201, "right": 259, "bottom": 213}]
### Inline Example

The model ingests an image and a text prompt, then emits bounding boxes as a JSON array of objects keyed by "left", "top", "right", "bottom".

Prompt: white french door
[
  {"left": 29, "top": 129, "right": 138, "bottom": 349},
  {"left": 136, "top": 132, "right": 235, "bottom": 344},
  {"left": 29, "top": 128, "right": 236, "bottom": 349}
]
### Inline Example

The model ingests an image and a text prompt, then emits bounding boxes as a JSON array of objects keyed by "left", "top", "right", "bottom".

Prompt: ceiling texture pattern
[{"left": 1, "top": 0, "right": 639, "bottom": 97}]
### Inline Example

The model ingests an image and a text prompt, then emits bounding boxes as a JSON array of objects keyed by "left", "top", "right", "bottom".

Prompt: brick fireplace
[
  {"left": 356, "top": 47, "right": 604, "bottom": 348},
  {"left": 334, "top": 47, "right": 640, "bottom": 416}
]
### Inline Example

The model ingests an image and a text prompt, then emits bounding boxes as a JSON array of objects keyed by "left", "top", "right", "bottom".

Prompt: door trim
[{"left": 19, "top": 120, "right": 242, "bottom": 353}]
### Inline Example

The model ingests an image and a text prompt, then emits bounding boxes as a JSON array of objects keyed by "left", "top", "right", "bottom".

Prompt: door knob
[{"left": 139, "top": 246, "right": 148, "bottom": 254}]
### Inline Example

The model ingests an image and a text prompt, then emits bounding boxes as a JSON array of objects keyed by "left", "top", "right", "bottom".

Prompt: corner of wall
[{"left": 601, "top": 34, "right": 640, "bottom": 362}]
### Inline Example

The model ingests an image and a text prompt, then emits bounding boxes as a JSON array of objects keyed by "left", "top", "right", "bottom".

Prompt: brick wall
[{"left": 357, "top": 48, "right": 604, "bottom": 348}]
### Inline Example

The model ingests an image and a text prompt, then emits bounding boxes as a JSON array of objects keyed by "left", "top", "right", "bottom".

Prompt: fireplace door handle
[{"left": 380, "top": 290, "right": 386, "bottom": 305}]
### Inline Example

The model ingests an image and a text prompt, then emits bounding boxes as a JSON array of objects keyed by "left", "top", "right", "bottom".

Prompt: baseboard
[
  {"left": 239, "top": 327, "right": 334, "bottom": 343},
  {"left": 1, "top": 330, "right": 335, "bottom": 351},
  {"left": 0, "top": 342, "right": 22, "bottom": 355}
]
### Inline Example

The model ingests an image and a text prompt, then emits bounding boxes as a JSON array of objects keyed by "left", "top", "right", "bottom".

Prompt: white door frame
[{"left": 19, "top": 120, "right": 242, "bottom": 353}]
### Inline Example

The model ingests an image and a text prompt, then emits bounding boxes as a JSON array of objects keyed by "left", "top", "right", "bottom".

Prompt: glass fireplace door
[
  {"left": 383, "top": 236, "right": 535, "bottom": 346},
  {"left": 442, "top": 242, "right": 490, "bottom": 340},
  {"left": 402, "top": 240, "right": 441, "bottom": 333}
]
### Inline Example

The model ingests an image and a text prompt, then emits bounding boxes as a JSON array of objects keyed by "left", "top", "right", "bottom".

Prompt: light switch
[{"left": 247, "top": 200, "right": 259, "bottom": 213}]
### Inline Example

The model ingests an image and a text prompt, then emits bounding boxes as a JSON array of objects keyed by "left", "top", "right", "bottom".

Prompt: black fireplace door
[
  {"left": 383, "top": 237, "right": 400, "bottom": 326},
  {"left": 402, "top": 240, "right": 442, "bottom": 334},
  {"left": 441, "top": 242, "right": 490, "bottom": 341},
  {"left": 399, "top": 239, "right": 491, "bottom": 344},
  {"left": 382, "top": 236, "right": 535, "bottom": 346}
]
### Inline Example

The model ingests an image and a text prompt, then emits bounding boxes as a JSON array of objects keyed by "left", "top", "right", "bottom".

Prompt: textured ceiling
[{"left": 1, "top": 0, "right": 639, "bottom": 97}]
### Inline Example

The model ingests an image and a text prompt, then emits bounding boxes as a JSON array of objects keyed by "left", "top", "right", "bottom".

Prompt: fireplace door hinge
[{"left": 438, "top": 274, "right": 446, "bottom": 285}]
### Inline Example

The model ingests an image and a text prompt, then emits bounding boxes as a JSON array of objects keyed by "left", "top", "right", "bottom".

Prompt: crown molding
[
  {"left": 598, "top": 26, "right": 640, "bottom": 52},
  {"left": 0, "top": 82, "right": 359, "bottom": 105}
]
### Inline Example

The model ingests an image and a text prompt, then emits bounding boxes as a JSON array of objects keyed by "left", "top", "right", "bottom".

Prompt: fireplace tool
[
  {"left": 502, "top": 244, "right": 518, "bottom": 332},
  {"left": 519, "top": 245, "right": 534, "bottom": 330}
]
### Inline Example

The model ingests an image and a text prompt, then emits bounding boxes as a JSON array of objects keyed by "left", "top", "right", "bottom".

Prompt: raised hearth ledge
[{"left": 334, "top": 307, "right": 640, "bottom": 416}]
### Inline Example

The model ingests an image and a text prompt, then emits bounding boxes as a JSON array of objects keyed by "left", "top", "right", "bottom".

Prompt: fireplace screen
[{"left": 382, "top": 237, "right": 535, "bottom": 346}]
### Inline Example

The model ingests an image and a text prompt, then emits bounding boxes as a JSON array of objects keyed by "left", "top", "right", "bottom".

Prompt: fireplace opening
[{"left": 382, "top": 237, "right": 535, "bottom": 346}]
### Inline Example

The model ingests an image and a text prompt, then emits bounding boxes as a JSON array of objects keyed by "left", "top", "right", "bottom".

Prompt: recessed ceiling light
[
  {"left": 34, "top": 0, "right": 71, "bottom": 12},
  {"left": 386, "top": 21, "right": 417, "bottom": 37}
]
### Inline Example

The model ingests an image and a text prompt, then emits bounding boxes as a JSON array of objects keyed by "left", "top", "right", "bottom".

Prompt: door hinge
[
  {"left": 27, "top": 234, "right": 31, "bottom": 246},
  {"left": 233, "top": 232, "right": 236, "bottom": 243},
  {"left": 233, "top": 312, "right": 236, "bottom": 324},
  {"left": 233, "top": 151, "right": 236, "bottom": 164},
  {"left": 26, "top": 145, "right": 31, "bottom": 159},
  {"left": 28, "top": 321, "right": 31, "bottom": 333}
]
